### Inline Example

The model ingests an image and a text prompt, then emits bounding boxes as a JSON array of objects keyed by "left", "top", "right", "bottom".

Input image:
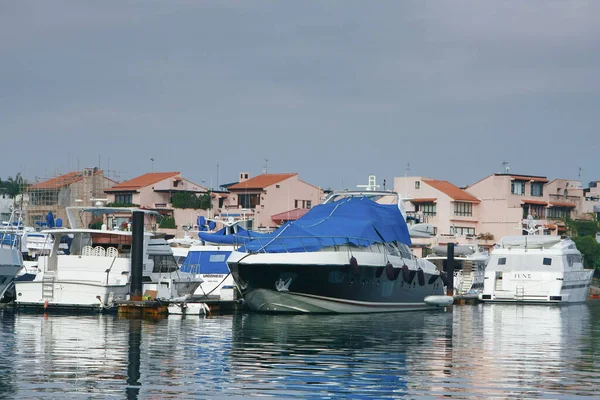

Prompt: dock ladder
[
  {"left": 42, "top": 271, "right": 55, "bottom": 301},
  {"left": 516, "top": 285, "right": 524, "bottom": 301}
]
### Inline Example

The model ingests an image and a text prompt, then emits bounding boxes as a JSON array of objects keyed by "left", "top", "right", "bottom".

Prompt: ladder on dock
[
  {"left": 460, "top": 262, "right": 473, "bottom": 293},
  {"left": 42, "top": 272, "right": 55, "bottom": 301},
  {"left": 516, "top": 285, "right": 524, "bottom": 301}
]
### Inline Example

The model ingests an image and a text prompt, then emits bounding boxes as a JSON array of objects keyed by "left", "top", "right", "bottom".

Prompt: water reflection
[
  {"left": 0, "top": 303, "right": 599, "bottom": 399},
  {"left": 227, "top": 311, "right": 453, "bottom": 398}
]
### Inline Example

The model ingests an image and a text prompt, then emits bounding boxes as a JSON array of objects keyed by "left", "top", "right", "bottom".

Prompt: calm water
[{"left": 1, "top": 303, "right": 600, "bottom": 399}]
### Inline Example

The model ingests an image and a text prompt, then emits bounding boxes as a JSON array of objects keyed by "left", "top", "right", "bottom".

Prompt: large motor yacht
[
  {"left": 227, "top": 190, "right": 451, "bottom": 313},
  {"left": 479, "top": 235, "right": 594, "bottom": 303}
]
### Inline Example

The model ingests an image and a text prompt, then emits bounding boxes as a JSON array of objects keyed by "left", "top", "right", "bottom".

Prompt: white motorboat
[
  {"left": 180, "top": 244, "right": 235, "bottom": 300},
  {"left": 14, "top": 207, "right": 202, "bottom": 310},
  {"left": 479, "top": 235, "right": 594, "bottom": 303}
]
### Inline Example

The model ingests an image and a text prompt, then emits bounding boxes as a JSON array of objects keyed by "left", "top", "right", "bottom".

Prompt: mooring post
[
  {"left": 130, "top": 210, "right": 144, "bottom": 301},
  {"left": 446, "top": 242, "right": 455, "bottom": 297}
]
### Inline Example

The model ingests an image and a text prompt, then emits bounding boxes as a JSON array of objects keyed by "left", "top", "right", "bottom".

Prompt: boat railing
[{"left": 232, "top": 235, "right": 394, "bottom": 255}]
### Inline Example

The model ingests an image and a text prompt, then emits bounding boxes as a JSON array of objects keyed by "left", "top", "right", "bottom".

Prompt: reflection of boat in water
[
  {"left": 479, "top": 303, "right": 592, "bottom": 395},
  {"left": 425, "top": 243, "right": 489, "bottom": 295},
  {"left": 479, "top": 235, "right": 594, "bottom": 303},
  {"left": 228, "top": 190, "right": 451, "bottom": 313}
]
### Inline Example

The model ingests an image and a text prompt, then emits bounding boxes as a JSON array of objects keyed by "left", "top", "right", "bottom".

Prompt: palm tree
[{"left": 6, "top": 173, "right": 25, "bottom": 198}]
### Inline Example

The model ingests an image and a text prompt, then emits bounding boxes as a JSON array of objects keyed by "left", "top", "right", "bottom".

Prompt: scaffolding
[{"left": 25, "top": 168, "right": 114, "bottom": 227}]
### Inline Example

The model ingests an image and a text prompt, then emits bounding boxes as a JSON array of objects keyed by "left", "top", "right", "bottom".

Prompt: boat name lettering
[
  {"left": 514, "top": 273, "right": 532, "bottom": 279},
  {"left": 203, "top": 274, "right": 224, "bottom": 278}
]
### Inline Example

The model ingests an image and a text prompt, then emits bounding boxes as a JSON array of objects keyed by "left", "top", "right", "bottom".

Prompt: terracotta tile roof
[
  {"left": 228, "top": 173, "right": 297, "bottom": 190},
  {"left": 410, "top": 198, "right": 437, "bottom": 204},
  {"left": 549, "top": 201, "right": 576, "bottom": 208},
  {"left": 105, "top": 172, "right": 179, "bottom": 192},
  {"left": 29, "top": 170, "right": 104, "bottom": 190},
  {"left": 422, "top": 180, "right": 481, "bottom": 203},
  {"left": 271, "top": 208, "right": 309, "bottom": 222},
  {"left": 522, "top": 199, "right": 548, "bottom": 206}
]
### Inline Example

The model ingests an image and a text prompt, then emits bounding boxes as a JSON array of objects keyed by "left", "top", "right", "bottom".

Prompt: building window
[
  {"left": 454, "top": 226, "right": 474, "bottom": 236},
  {"left": 454, "top": 202, "right": 473, "bottom": 216},
  {"left": 531, "top": 182, "right": 543, "bottom": 197},
  {"left": 498, "top": 257, "right": 506, "bottom": 265},
  {"left": 115, "top": 193, "right": 133, "bottom": 204},
  {"left": 238, "top": 193, "right": 260, "bottom": 209},
  {"left": 511, "top": 180, "right": 525, "bottom": 195},
  {"left": 453, "top": 226, "right": 475, "bottom": 236},
  {"left": 522, "top": 204, "right": 546, "bottom": 219},
  {"left": 415, "top": 181, "right": 420, "bottom": 189},
  {"left": 294, "top": 200, "right": 312, "bottom": 209},
  {"left": 420, "top": 202, "right": 436, "bottom": 216},
  {"left": 547, "top": 207, "right": 571, "bottom": 219}
]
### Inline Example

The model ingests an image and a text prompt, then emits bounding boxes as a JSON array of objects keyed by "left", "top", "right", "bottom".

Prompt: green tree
[
  {"left": 0, "top": 173, "right": 26, "bottom": 198},
  {"left": 573, "top": 236, "right": 600, "bottom": 269},
  {"left": 171, "top": 192, "right": 211, "bottom": 210},
  {"left": 159, "top": 215, "right": 176, "bottom": 229}
]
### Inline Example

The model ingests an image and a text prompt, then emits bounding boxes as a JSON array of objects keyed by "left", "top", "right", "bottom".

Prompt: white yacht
[
  {"left": 479, "top": 235, "right": 594, "bottom": 303},
  {"left": 14, "top": 207, "right": 202, "bottom": 310},
  {"left": 425, "top": 243, "right": 490, "bottom": 295}
]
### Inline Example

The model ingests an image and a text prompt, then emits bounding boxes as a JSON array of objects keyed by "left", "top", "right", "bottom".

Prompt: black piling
[
  {"left": 126, "top": 318, "right": 142, "bottom": 400},
  {"left": 130, "top": 211, "right": 144, "bottom": 301},
  {"left": 446, "top": 243, "right": 455, "bottom": 297}
]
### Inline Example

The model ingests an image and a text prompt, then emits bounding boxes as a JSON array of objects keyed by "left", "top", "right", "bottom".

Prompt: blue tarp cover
[
  {"left": 239, "top": 197, "right": 411, "bottom": 253},
  {"left": 180, "top": 249, "right": 232, "bottom": 274},
  {"left": 198, "top": 226, "right": 270, "bottom": 245}
]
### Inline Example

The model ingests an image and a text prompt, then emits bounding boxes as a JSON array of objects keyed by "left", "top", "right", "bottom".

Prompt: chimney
[{"left": 239, "top": 172, "right": 250, "bottom": 182}]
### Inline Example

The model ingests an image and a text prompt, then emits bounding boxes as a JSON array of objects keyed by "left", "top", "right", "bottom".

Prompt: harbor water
[{"left": 1, "top": 303, "right": 600, "bottom": 399}]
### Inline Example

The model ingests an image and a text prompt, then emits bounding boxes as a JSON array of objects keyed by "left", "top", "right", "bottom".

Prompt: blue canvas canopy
[
  {"left": 239, "top": 197, "right": 411, "bottom": 253},
  {"left": 198, "top": 225, "right": 270, "bottom": 245}
]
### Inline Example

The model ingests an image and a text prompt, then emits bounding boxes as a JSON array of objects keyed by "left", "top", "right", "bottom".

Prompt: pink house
[
  {"left": 104, "top": 172, "right": 208, "bottom": 232},
  {"left": 219, "top": 172, "right": 322, "bottom": 230},
  {"left": 466, "top": 173, "right": 580, "bottom": 239},
  {"left": 394, "top": 176, "right": 481, "bottom": 244}
]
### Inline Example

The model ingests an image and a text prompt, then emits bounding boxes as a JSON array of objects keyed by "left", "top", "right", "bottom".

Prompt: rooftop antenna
[
  {"left": 502, "top": 160, "right": 509, "bottom": 173},
  {"left": 151, "top": 158, "right": 155, "bottom": 172},
  {"left": 263, "top": 158, "right": 268, "bottom": 174},
  {"left": 404, "top": 162, "right": 411, "bottom": 198},
  {"left": 579, "top": 166, "right": 583, "bottom": 180},
  {"left": 357, "top": 174, "right": 380, "bottom": 191}
]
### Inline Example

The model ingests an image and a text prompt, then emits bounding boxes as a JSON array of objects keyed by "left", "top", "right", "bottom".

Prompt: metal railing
[{"left": 231, "top": 234, "right": 408, "bottom": 257}]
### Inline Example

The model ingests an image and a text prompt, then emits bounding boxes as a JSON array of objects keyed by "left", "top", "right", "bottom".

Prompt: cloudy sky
[{"left": 2, "top": 1, "right": 599, "bottom": 190}]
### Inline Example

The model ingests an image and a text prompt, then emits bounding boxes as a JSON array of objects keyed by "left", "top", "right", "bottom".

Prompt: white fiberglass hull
[
  {"left": 480, "top": 269, "right": 594, "bottom": 304},
  {"left": 0, "top": 247, "right": 24, "bottom": 300},
  {"left": 15, "top": 280, "right": 129, "bottom": 309}
]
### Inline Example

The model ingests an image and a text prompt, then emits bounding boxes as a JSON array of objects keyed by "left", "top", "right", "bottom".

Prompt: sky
[{"left": 2, "top": 1, "right": 599, "bottom": 191}]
